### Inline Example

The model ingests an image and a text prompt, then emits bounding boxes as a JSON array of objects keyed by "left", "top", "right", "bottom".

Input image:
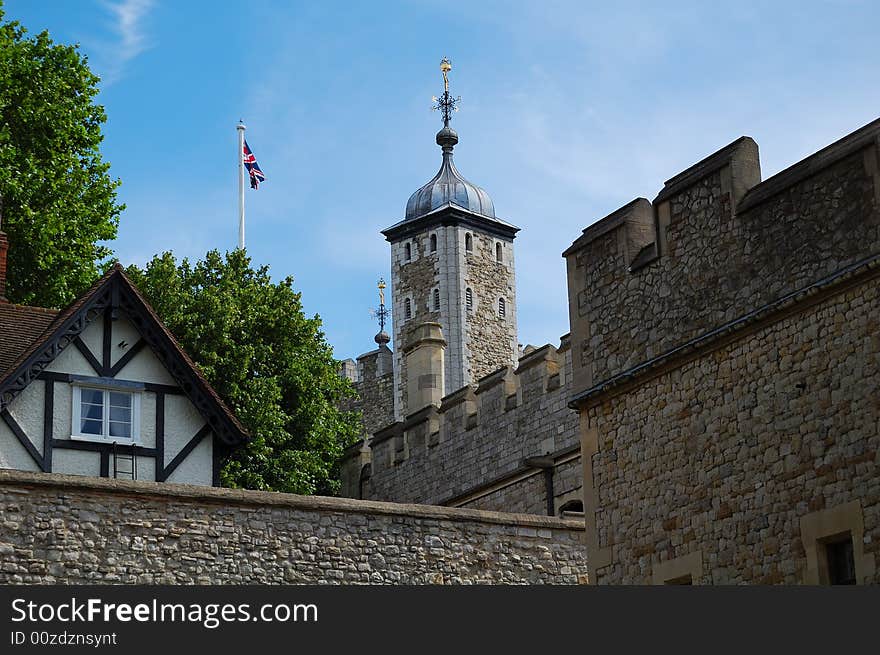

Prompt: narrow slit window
[
  {"left": 404, "top": 242, "right": 412, "bottom": 261},
  {"left": 430, "top": 234, "right": 437, "bottom": 253},
  {"left": 404, "top": 298, "right": 412, "bottom": 320},
  {"left": 465, "top": 233, "right": 473, "bottom": 252},
  {"left": 496, "top": 242, "right": 503, "bottom": 262},
  {"left": 433, "top": 288, "right": 440, "bottom": 311},
  {"left": 465, "top": 288, "right": 473, "bottom": 311},
  {"left": 498, "top": 297, "right": 506, "bottom": 318}
]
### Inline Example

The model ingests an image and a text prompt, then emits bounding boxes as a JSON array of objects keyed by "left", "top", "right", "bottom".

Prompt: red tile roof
[{"left": 0, "top": 303, "right": 58, "bottom": 377}]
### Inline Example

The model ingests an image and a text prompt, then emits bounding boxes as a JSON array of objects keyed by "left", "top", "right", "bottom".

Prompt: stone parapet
[{"left": 0, "top": 470, "right": 588, "bottom": 585}]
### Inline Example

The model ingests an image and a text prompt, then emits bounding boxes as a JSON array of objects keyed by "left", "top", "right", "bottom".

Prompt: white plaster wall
[
  {"left": 53, "top": 450, "right": 100, "bottom": 477},
  {"left": 109, "top": 318, "right": 141, "bottom": 368},
  {"left": 114, "top": 347, "right": 177, "bottom": 385},
  {"left": 164, "top": 395, "right": 205, "bottom": 462},
  {"left": 46, "top": 340, "right": 98, "bottom": 376},
  {"left": 139, "top": 392, "right": 157, "bottom": 449},
  {"left": 6, "top": 379, "right": 45, "bottom": 456},
  {"left": 51, "top": 379, "right": 73, "bottom": 443},
  {"left": 165, "top": 436, "right": 212, "bottom": 486},
  {"left": 79, "top": 316, "right": 103, "bottom": 362},
  {"left": 0, "top": 422, "right": 40, "bottom": 471}
]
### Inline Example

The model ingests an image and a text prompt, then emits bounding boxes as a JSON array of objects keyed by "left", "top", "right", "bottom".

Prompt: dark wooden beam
[
  {"left": 73, "top": 337, "right": 105, "bottom": 376},
  {"left": 109, "top": 339, "right": 146, "bottom": 377},
  {"left": 1, "top": 409, "right": 45, "bottom": 471},
  {"left": 160, "top": 424, "right": 211, "bottom": 482}
]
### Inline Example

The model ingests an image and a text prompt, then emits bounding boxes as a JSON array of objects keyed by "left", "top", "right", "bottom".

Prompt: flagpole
[{"left": 236, "top": 121, "right": 246, "bottom": 250}]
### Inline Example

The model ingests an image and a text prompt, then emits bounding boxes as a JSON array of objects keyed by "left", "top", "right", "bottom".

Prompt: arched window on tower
[
  {"left": 465, "top": 233, "right": 473, "bottom": 252},
  {"left": 430, "top": 234, "right": 437, "bottom": 253},
  {"left": 496, "top": 242, "right": 503, "bottom": 263},
  {"left": 498, "top": 297, "right": 506, "bottom": 318},
  {"left": 465, "top": 288, "right": 473, "bottom": 311},
  {"left": 433, "top": 288, "right": 440, "bottom": 311},
  {"left": 404, "top": 242, "right": 412, "bottom": 261},
  {"left": 404, "top": 298, "right": 412, "bottom": 320}
]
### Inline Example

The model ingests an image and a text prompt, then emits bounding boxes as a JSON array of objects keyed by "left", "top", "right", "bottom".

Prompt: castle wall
[
  {"left": 360, "top": 338, "right": 580, "bottom": 514},
  {"left": 565, "top": 117, "right": 880, "bottom": 584},
  {"left": 0, "top": 470, "right": 588, "bottom": 584},
  {"left": 584, "top": 275, "right": 879, "bottom": 584}
]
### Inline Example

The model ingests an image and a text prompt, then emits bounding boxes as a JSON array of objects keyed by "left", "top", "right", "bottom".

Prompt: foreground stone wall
[
  {"left": 583, "top": 273, "right": 879, "bottom": 584},
  {"left": 0, "top": 470, "right": 588, "bottom": 585}
]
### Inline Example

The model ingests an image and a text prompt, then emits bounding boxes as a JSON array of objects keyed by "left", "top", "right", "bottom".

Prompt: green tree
[
  {"left": 0, "top": 4, "right": 122, "bottom": 307},
  {"left": 126, "top": 249, "right": 360, "bottom": 495}
]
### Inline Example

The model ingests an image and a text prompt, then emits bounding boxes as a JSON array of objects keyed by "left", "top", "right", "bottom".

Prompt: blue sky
[{"left": 7, "top": 1, "right": 880, "bottom": 362}]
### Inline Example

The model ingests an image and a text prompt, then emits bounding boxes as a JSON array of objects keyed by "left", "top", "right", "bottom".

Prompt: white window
[{"left": 71, "top": 385, "right": 141, "bottom": 443}]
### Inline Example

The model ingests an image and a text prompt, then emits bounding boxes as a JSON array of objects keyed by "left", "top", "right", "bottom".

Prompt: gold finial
[
  {"left": 377, "top": 277, "right": 386, "bottom": 306},
  {"left": 440, "top": 57, "right": 452, "bottom": 92}
]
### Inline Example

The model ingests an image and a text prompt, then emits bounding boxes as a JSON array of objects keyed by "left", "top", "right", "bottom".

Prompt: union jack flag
[{"left": 242, "top": 140, "right": 266, "bottom": 189}]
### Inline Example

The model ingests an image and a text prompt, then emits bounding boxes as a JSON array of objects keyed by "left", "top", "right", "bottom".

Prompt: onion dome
[{"left": 404, "top": 126, "right": 495, "bottom": 220}]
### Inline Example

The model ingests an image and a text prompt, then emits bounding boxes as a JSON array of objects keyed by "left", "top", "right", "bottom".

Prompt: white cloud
[{"left": 98, "top": 0, "right": 155, "bottom": 84}]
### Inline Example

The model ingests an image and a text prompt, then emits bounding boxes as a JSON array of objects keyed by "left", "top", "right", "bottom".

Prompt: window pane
[
  {"left": 109, "top": 421, "right": 131, "bottom": 438},
  {"left": 80, "top": 389, "right": 103, "bottom": 405},
  {"left": 80, "top": 418, "right": 103, "bottom": 435},
  {"left": 81, "top": 401, "right": 103, "bottom": 421},
  {"left": 109, "top": 405, "right": 131, "bottom": 422},
  {"left": 109, "top": 392, "right": 131, "bottom": 408}
]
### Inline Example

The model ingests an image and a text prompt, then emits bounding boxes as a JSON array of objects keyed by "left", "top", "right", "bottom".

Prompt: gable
[{"left": 0, "top": 266, "right": 248, "bottom": 447}]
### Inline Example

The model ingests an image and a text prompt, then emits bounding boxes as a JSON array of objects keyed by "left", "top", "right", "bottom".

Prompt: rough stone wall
[
  {"left": 585, "top": 277, "right": 879, "bottom": 584},
  {"left": 463, "top": 231, "right": 518, "bottom": 382},
  {"left": 358, "top": 339, "right": 580, "bottom": 514},
  {"left": 567, "top": 128, "right": 880, "bottom": 391},
  {"left": 0, "top": 471, "right": 588, "bottom": 585}
]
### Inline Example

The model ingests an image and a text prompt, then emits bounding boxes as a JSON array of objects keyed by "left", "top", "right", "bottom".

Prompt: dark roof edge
[{"left": 382, "top": 204, "right": 520, "bottom": 242}]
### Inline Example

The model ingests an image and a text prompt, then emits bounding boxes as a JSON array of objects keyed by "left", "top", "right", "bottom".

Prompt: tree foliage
[
  {"left": 126, "top": 249, "right": 360, "bottom": 495},
  {"left": 0, "top": 4, "right": 122, "bottom": 307}
]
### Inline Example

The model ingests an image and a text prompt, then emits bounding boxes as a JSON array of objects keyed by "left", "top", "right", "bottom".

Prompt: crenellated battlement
[
  {"left": 341, "top": 333, "right": 581, "bottom": 515},
  {"left": 564, "top": 117, "right": 880, "bottom": 402}
]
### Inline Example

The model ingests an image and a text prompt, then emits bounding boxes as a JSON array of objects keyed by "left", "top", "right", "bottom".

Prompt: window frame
[{"left": 70, "top": 381, "right": 142, "bottom": 444}]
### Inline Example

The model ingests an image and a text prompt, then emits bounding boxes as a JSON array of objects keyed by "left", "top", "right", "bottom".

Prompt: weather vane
[
  {"left": 432, "top": 56, "right": 461, "bottom": 127},
  {"left": 369, "top": 278, "right": 391, "bottom": 345}
]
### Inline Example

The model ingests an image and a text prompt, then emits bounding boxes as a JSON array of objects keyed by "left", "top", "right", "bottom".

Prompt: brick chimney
[{"left": 0, "top": 229, "right": 7, "bottom": 303}]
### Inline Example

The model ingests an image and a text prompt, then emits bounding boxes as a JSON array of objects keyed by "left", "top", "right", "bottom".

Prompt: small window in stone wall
[
  {"left": 465, "top": 233, "right": 473, "bottom": 252},
  {"left": 496, "top": 242, "right": 502, "bottom": 263},
  {"left": 825, "top": 535, "right": 857, "bottom": 585},
  {"left": 430, "top": 234, "right": 437, "bottom": 252},
  {"left": 405, "top": 242, "right": 412, "bottom": 261},
  {"left": 498, "top": 297, "right": 506, "bottom": 318},
  {"left": 433, "top": 288, "right": 440, "bottom": 311},
  {"left": 465, "top": 287, "right": 473, "bottom": 311},
  {"left": 404, "top": 298, "right": 412, "bottom": 320}
]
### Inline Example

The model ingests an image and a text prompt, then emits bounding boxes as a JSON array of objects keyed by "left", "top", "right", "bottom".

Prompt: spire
[{"left": 371, "top": 278, "right": 390, "bottom": 346}]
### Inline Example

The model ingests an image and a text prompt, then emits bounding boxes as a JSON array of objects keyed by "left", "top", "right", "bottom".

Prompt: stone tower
[{"left": 382, "top": 58, "right": 519, "bottom": 420}]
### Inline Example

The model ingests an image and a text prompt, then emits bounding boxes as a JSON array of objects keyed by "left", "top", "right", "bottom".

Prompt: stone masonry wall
[
  {"left": 567, "top": 123, "right": 880, "bottom": 392},
  {"left": 464, "top": 231, "right": 518, "bottom": 382},
  {"left": 585, "top": 275, "right": 880, "bottom": 584},
  {"left": 0, "top": 470, "right": 588, "bottom": 584},
  {"left": 360, "top": 339, "right": 580, "bottom": 514}
]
